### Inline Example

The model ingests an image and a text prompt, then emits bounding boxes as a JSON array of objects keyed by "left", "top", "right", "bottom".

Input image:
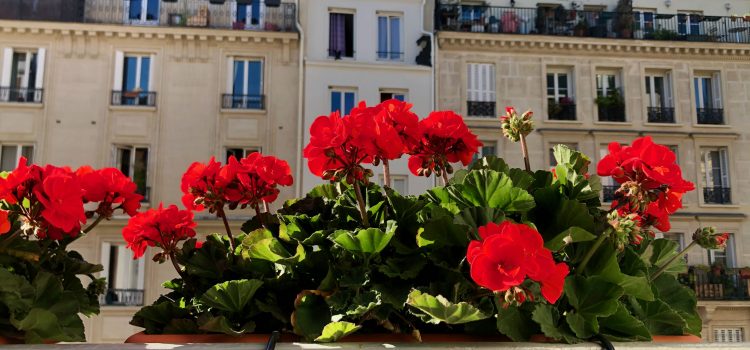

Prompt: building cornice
[
  {"left": 306, "top": 59, "right": 432, "bottom": 73},
  {"left": 437, "top": 31, "right": 750, "bottom": 61}
]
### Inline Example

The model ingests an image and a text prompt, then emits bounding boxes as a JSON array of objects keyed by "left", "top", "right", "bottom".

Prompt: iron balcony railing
[
  {"left": 0, "top": 0, "right": 86, "bottom": 22},
  {"left": 222, "top": 94, "right": 264, "bottom": 110},
  {"left": 548, "top": 103, "right": 576, "bottom": 121},
  {"left": 681, "top": 267, "right": 750, "bottom": 300},
  {"left": 0, "top": 87, "right": 44, "bottom": 103},
  {"left": 466, "top": 101, "right": 496, "bottom": 118},
  {"left": 598, "top": 104, "right": 626, "bottom": 122},
  {"left": 100, "top": 288, "right": 145, "bottom": 306},
  {"left": 435, "top": 3, "right": 750, "bottom": 44},
  {"left": 111, "top": 90, "right": 157, "bottom": 107},
  {"left": 602, "top": 185, "right": 619, "bottom": 202},
  {"left": 647, "top": 106, "right": 675, "bottom": 123},
  {"left": 703, "top": 186, "right": 731, "bottom": 204},
  {"left": 697, "top": 108, "right": 725, "bottom": 125}
]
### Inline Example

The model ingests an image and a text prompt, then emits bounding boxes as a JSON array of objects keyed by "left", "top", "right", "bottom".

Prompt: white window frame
[
  {"left": 694, "top": 73, "right": 722, "bottom": 110},
  {"left": 700, "top": 147, "right": 730, "bottom": 190},
  {"left": 546, "top": 69, "right": 574, "bottom": 102},
  {"left": 225, "top": 146, "right": 262, "bottom": 163},
  {"left": 714, "top": 327, "right": 745, "bottom": 343},
  {"left": 645, "top": 72, "right": 673, "bottom": 108},
  {"left": 226, "top": 58, "right": 264, "bottom": 96},
  {"left": 113, "top": 52, "right": 156, "bottom": 105},
  {"left": 0, "top": 144, "right": 34, "bottom": 172},
  {"left": 124, "top": 0, "right": 160, "bottom": 25},
  {"left": 231, "top": 0, "right": 266, "bottom": 30},
  {"left": 328, "top": 9, "right": 356, "bottom": 59},
  {"left": 376, "top": 12, "right": 404, "bottom": 61},
  {"left": 1, "top": 48, "right": 45, "bottom": 103},
  {"left": 330, "top": 87, "right": 357, "bottom": 115},
  {"left": 596, "top": 70, "right": 621, "bottom": 97},
  {"left": 467, "top": 63, "right": 495, "bottom": 103},
  {"left": 378, "top": 174, "right": 409, "bottom": 194}
]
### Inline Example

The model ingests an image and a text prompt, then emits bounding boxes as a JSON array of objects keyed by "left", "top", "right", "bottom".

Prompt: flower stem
[
  {"left": 253, "top": 203, "right": 266, "bottom": 229},
  {"left": 519, "top": 134, "right": 531, "bottom": 172},
  {"left": 217, "top": 208, "right": 237, "bottom": 251},
  {"left": 577, "top": 232, "right": 608, "bottom": 275},
  {"left": 83, "top": 215, "right": 106, "bottom": 234},
  {"left": 352, "top": 181, "right": 369, "bottom": 227},
  {"left": 263, "top": 201, "right": 270, "bottom": 214},
  {"left": 168, "top": 250, "right": 188, "bottom": 281},
  {"left": 441, "top": 171, "right": 449, "bottom": 186},
  {"left": 382, "top": 159, "right": 391, "bottom": 189},
  {"left": 650, "top": 240, "right": 698, "bottom": 281}
]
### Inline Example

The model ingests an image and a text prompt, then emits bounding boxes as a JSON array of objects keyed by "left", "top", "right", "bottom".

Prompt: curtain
[{"left": 329, "top": 13, "right": 346, "bottom": 57}]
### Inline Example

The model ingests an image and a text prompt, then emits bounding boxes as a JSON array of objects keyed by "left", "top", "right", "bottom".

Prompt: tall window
[
  {"left": 546, "top": 70, "right": 574, "bottom": 120},
  {"left": 708, "top": 233, "right": 735, "bottom": 267},
  {"left": 0, "top": 48, "right": 45, "bottom": 103},
  {"left": 467, "top": 63, "right": 495, "bottom": 117},
  {"left": 694, "top": 73, "right": 723, "bottom": 124},
  {"left": 225, "top": 58, "right": 263, "bottom": 109},
  {"left": 0, "top": 144, "right": 33, "bottom": 172},
  {"left": 634, "top": 10, "right": 654, "bottom": 38},
  {"left": 377, "top": 13, "right": 402, "bottom": 60},
  {"left": 714, "top": 328, "right": 745, "bottom": 343},
  {"left": 126, "top": 0, "right": 159, "bottom": 24},
  {"left": 113, "top": 53, "right": 154, "bottom": 106},
  {"left": 380, "top": 89, "right": 407, "bottom": 102},
  {"left": 596, "top": 70, "right": 625, "bottom": 122},
  {"left": 100, "top": 242, "right": 145, "bottom": 306},
  {"left": 329, "top": 12, "right": 354, "bottom": 59},
  {"left": 472, "top": 143, "right": 497, "bottom": 163},
  {"left": 330, "top": 88, "right": 356, "bottom": 115},
  {"left": 677, "top": 12, "right": 701, "bottom": 36},
  {"left": 116, "top": 146, "right": 149, "bottom": 202},
  {"left": 700, "top": 147, "right": 731, "bottom": 204},
  {"left": 226, "top": 147, "right": 260, "bottom": 163},
  {"left": 233, "top": 0, "right": 264, "bottom": 30},
  {"left": 645, "top": 73, "right": 674, "bottom": 123}
]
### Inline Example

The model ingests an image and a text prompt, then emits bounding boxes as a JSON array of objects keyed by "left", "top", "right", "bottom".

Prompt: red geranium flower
[
  {"left": 34, "top": 166, "right": 86, "bottom": 234},
  {"left": 408, "top": 111, "right": 482, "bottom": 176},
  {"left": 181, "top": 157, "right": 225, "bottom": 212},
  {"left": 122, "top": 204, "right": 197, "bottom": 259},
  {"left": 0, "top": 210, "right": 10, "bottom": 234},
  {"left": 467, "top": 221, "right": 569, "bottom": 304},
  {"left": 303, "top": 110, "right": 373, "bottom": 183},
  {"left": 378, "top": 99, "right": 423, "bottom": 151},
  {"left": 76, "top": 166, "right": 143, "bottom": 218}
]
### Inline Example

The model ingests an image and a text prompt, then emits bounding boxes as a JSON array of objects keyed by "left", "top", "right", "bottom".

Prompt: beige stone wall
[
  {"left": 0, "top": 20, "right": 299, "bottom": 342},
  {"left": 437, "top": 31, "right": 750, "bottom": 342}
]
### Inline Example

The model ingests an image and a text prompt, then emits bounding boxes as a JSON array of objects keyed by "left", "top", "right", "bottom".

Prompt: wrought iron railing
[
  {"left": 697, "top": 108, "right": 724, "bottom": 125},
  {"left": 681, "top": 267, "right": 750, "bottom": 300},
  {"left": 222, "top": 94, "right": 265, "bottom": 110},
  {"left": 435, "top": 3, "right": 750, "bottom": 44},
  {"left": 598, "top": 104, "right": 626, "bottom": 122},
  {"left": 703, "top": 186, "right": 731, "bottom": 204},
  {"left": 111, "top": 90, "right": 157, "bottom": 107},
  {"left": 0, "top": 87, "right": 44, "bottom": 103},
  {"left": 0, "top": 0, "right": 301, "bottom": 32},
  {"left": 548, "top": 103, "right": 576, "bottom": 121},
  {"left": 100, "top": 288, "right": 144, "bottom": 306},
  {"left": 602, "top": 185, "right": 619, "bottom": 202},
  {"left": 647, "top": 106, "right": 675, "bottom": 123},
  {"left": 466, "top": 101, "right": 496, "bottom": 118}
]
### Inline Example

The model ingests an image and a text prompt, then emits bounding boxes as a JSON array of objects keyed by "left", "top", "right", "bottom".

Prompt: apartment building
[
  {"left": 0, "top": 0, "right": 300, "bottom": 342},
  {"left": 298, "top": 0, "right": 435, "bottom": 195},
  {"left": 434, "top": 0, "right": 750, "bottom": 343}
]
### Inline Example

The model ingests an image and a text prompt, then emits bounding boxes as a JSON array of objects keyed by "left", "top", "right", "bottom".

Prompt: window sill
[
  {"left": 0, "top": 102, "right": 44, "bottom": 109},
  {"left": 328, "top": 56, "right": 356, "bottom": 61},
  {"left": 691, "top": 123, "right": 732, "bottom": 128},
  {"left": 697, "top": 203, "right": 740, "bottom": 209},
  {"left": 544, "top": 119, "right": 582, "bottom": 124},
  {"left": 593, "top": 120, "right": 632, "bottom": 126},
  {"left": 644, "top": 122, "right": 684, "bottom": 127},
  {"left": 109, "top": 105, "right": 157, "bottom": 112},
  {"left": 220, "top": 108, "right": 267, "bottom": 115}
]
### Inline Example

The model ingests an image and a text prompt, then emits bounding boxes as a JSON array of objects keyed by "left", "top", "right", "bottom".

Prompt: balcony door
[
  {"left": 701, "top": 147, "right": 731, "bottom": 204},
  {"left": 100, "top": 242, "right": 145, "bottom": 306},
  {"left": 1, "top": 48, "right": 45, "bottom": 103},
  {"left": 233, "top": 0, "right": 265, "bottom": 30},
  {"left": 125, "top": 0, "right": 160, "bottom": 25}
]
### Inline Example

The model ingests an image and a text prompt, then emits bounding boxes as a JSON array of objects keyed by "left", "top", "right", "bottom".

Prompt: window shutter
[
  {"left": 148, "top": 54, "right": 155, "bottom": 92},
  {"left": 1, "top": 48, "right": 12, "bottom": 101},
  {"left": 231, "top": 2, "right": 238, "bottom": 24},
  {"left": 487, "top": 64, "right": 496, "bottom": 102},
  {"left": 665, "top": 72, "right": 674, "bottom": 108},
  {"left": 467, "top": 64, "right": 476, "bottom": 102},
  {"left": 711, "top": 73, "right": 722, "bottom": 108},
  {"left": 113, "top": 51, "right": 124, "bottom": 90},
  {"left": 33, "top": 48, "right": 45, "bottom": 102}
]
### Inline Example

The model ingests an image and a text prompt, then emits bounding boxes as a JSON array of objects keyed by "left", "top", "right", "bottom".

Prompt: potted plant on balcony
[
  {"left": 615, "top": 0, "right": 634, "bottom": 38},
  {"left": 0, "top": 159, "right": 143, "bottom": 343},
  {"left": 595, "top": 89, "right": 625, "bottom": 121},
  {"left": 574, "top": 19, "right": 589, "bottom": 36}
]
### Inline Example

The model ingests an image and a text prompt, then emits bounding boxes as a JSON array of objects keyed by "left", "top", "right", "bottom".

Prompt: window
[
  {"left": 634, "top": 10, "right": 654, "bottom": 38},
  {"left": 116, "top": 146, "right": 149, "bottom": 202},
  {"left": 596, "top": 70, "right": 625, "bottom": 122},
  {"left": 379, "top": 89, "right": 407, "bottom": 102},
  {"left": 224, "top": 58, "right": 263, "bottom": 109},
  {"left": 708, "top": 233, "right": 735, "bottom": 267},
  {"left": 112, "top": 52, "right": 155, "bottom": 106},
  {"left": 714, "top": 328, "right": 745, "bottom": 343},
  {"left": 467, "top": 63, "right": 496, "bottom": 117},
  {"left": 379, "top": 175, "right": 408, "bottom": 194},
  {"left": 596, "top": 72, "right": 620, "bottom": 98},
  {"left": 694, "top": 73, "right": 723, "bottom": 124},
  {"left": 645, "top": 73, "right": 674, "bottom": 123},
  {"left": 329, "top": 12, "right": 354, "bottom": 59},
  {"left": 233, "top": 0, "right": 264, "bottom": 30},
  {"left": 125, "top": 0, "right": 159, "bottom": 24},
  {"left": 472, "top": 144, "right": 497, "bottom": 163},
  {"left": 666, "top": 145, "right": 679, "bottom": 164},
  {"left": 330, "top": 88, "right": 356, "bottom": 115},
  {"left": 377, "top": 13, "right": 402, "bottom": 60},
  {"left": 100, "top": 242, "right": 145, "bottom": 306},
  {"left": 226, "top": 147, "right": 261, "bottom": 163},
  {"left": 549, "top": 143, "right": 578, "bottom": 167},
  {"left": 546, "top": 70, "right": 575, "bottom": 120},
  {"left": 700, "top": 147, "right": 731, "bottom": 204},
  {"left": 677, "top": 12, "right": 702, "bottom": 36},
  {"left": 0, "top": 144, "right": 33, "bottom": 172},
  {"left": 0, "top": 48, "right": 45, "bottom": 103}
]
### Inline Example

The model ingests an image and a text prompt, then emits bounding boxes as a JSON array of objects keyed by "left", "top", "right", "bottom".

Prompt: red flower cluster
[
  {"left": 181, "top": 153, "right": 293, "bottom": 213},
  {"left": 467, "top": 221, "right": 569, "bottom": 304},
  {"left": 597, "top": 136, "right": 694, "bottom": 233},
  {"left": 408, "top": 111, "right": 482, "bottom": 177},
  {"left": 122, "top": 204, "right": 196, "bottom": 259},
  {"left": 0, "top": 157, "right": 141, "bottom": 240}
]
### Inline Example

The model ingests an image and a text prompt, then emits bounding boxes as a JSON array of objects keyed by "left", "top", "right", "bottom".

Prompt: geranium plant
[
  {"left": 0, "top": 159, "right": 141, "bottom": 343},
  {"left": 125, "top": 101, "right": 722, "bottom": 344}
]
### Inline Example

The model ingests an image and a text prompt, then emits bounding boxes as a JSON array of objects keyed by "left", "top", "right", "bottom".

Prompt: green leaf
[
  {"left": 652, "top": 274, "right": 701, "bottom": 336},
  {"left": 308, "top": 184, "right": 340, "bottom": 199},
  {"left": 377, "top": 256, "right": 427, "bottom": 279},
  {"left": 643, "top": 239, "right": 687, "bottom": 276},
  {"left": 566, "top": 311, "right": 597, "bottom": 338},
  {"left": 418, "top": 208, "right": 470, "bottom": 247},
  {"left": 635, "top": 299, "right": 687, "bottom": 335},
  {"left": 11, "top": 308, "right": 69, "bottom": 343},
  {"left": 241, "top": 229, "right": 291, "bottom": 262},
  {"left": 531, "top": 304, "right": 579, "bottom": 343},
  {"left": 330, "top": 221, "right": 396, "bottom": 255},
  {"left": 585, "top": 244, "right": 655, "bottom": 301},
  {"left": 199, "top": 279, "right": 263, "bottom": 313},
  {"left": 0, "top": 268, "right": 34, "bottom": 314},
  {"left": 315, "top": 321, "right": 361, "bottom": 342},
  {"left": 292, "top": 292, "right": 331, "bottom": 341},
  {"left": 469, "top": 155, "right": 510, "bottom": 173},
  {"left": 496, "top": 304, "right": 535, "bottom": 341},
  {"left": 545, "top": 227, "right": 596, "bottom": 251},
  {"left": 198, "top": 315, "right": 255, "bottom": 336},
  {"left": 565, "top": 276, "right": 623, "bottom": 318},
  {"left": 406, "top": 290, "right": 490, "bottom": 325},
  {"left": 531, "top": 190, "right": 595, "bottom": 242},
  {"left": 599, "top": 303, "right": 651, "bottom": 341},
  {"left": 130, "top": 300, "right": 192, "bottom": 333},
  {"left": 345, "top": 291, "right": 381, "bottom": 317},
  {"left": 450, "top": 170, "right": 535, "bottom": 212}
]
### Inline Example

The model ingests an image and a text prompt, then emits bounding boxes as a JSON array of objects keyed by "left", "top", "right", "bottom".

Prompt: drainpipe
[
  {"left": 421, "top": 0, "right": 436, "bottom": 111},
  {"left": 294, "top": 0, "right": 305, "bottom": 197}
]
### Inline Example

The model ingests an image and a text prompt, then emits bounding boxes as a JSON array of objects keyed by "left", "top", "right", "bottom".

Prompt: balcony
[
  {"left": 100, "top": 288, "right": 144, "bottom": 306},
  {"left": 648, "top": 107, "right": 675, "bottom": 123},
  {"left": 466, "top": 101, "right": 496, "bottom": 118},
  {"left": 435, "top": 3, "right": 750, "bottom": 44},
  {"left": 1, "top": 0, "right": 296, "bottom": 32},
  {"left": 598, "top": 104, "right": 626, "bottom": 122},
  {"left": 111, "top": 90, "right": 157, "bottom": 107},
  {"left": 548, "top": 101, "right": 576, "bottom": 121},
  {"left": 602, "top": 185, "right": 618, "bottom": 202},
  {"left": 697, "top": 108, "right": 725, "bottom": 125},
  {"left": 0, "top": 87, "right": 44, "bottom": 103},
  {"left": 222, "top": 94, "right": 265, "bottom": 110},
  {"left": 703, "top": 186, "right": 731, "bottom": 204},
  {"left": 681, "top": 267, "right": 750, "bottom": 301}
]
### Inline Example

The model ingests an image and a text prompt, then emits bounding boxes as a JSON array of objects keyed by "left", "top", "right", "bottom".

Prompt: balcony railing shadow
[
  {"left": 703, "top": 187, "right": 731, "bottom": 204},
  {"left": 466, "top": 101, "right": 496, "bottom": 118},
  {"left": 697, "top": 108, "right": 724, "bottom": 125},
  {"left": 111, "top": 90, "right": 157, "bottom": 107},
  {"left": 548, "top": 101, "right": 576, "bottom": 121},
  {"left": 222, "top": 94, "right": 265, "bottom": 110}
]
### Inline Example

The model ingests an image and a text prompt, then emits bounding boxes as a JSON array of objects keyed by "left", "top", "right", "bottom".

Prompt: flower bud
[{"left": 693, "top": 227, "right": 728, "bottom": 250}]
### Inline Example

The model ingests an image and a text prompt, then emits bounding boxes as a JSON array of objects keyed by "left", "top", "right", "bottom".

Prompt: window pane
[
  {"left": 393, "top": 178, "right": 407, "bottom": 194},
  {"left": 331, "top": 91, "right": 341, "bottom": 113},
  {"left": 344, "top": 92, "right": 355, "bottom": 115},
  {"left": 226, "top": 148, "right": 243, "bottom": 163},
  {"left": 134, "top": 148, "right": 149, "bottom": 199},
  {"left": 27, "top": 53, "right": 37, "bottom": 90},
  {"left": 654, "top": 76, "right": 664, "bottom": 107},
  {"left": 644, "top": 76, "right": 651, "bottom": 94},
  {"left": 233, "top": 61, "right": 245, "bottom": 95},
  {"left": 1, "top": 146, "right": 17, "bottom": 171},
  {"left": 250, "top": 0, "right": 261, "bottom": 25},
  {"left": 146, "top": 0, "right": 159, "bottom": 20},
  {"left": 344, "top": 14, "right": 354, "bottom": 57},
  {"left": 703, "top": 78, "right": 712, "bottom": 108},
  {"left": 380, "top": 92, "right": 392, "bottom": 102},
  {"left": 377, "top": 17, "right": 387, "bottom": 58},
  {"left": 394, "top": 94, "right": 405, "bottom": 101},
  {"left": 390, "top": 17, "right": 401, "bottom": 59},
  {"left": 129, "top": 0, "right": 143, "bottom": 20},
  {"left": 237, "top": 4, "right": 247, "bottom": 23},
  {"left": 118, "top": 148, "right": 132, "bottom": 177},
  {"left": 21, "top": 146, "right": 33, "bottom": 164},
  {"left": 139, "top": 57, "right": 150, "bottom": 91},
  {"left": 247, "top": 61, "right": 262, "bottom": 96},
  {"left": 123, "top": 57, "right": 138, "bottom": 91}
]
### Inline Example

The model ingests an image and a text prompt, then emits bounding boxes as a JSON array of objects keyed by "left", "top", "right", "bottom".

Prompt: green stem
[
  {"left": 382, "top": 159, "right": 391, "bottom": 189},
  {"left": 577, "top": 232, "right": 608, "bottom": 275},
  {"left": 83, "top": 215, "right": 106, "bottom": 234},
  {"left": 217, "top": 208, "right": 237, "bottom": 251},
  {"left": 169, "top": 250, "right": 188, "bottom": 281},
  {"left": 352, "top": 181, "right": 369, "bottom": 227},
  {"left": 441, "top": 171, "right": 449, "bottom": 186},
  {"left": 650, "top": 240, "right": 698, "bottom": 281},
  {"left": 519, "top": 134, "right": 531, "bottom": 172},
  {"left": 0, "top": 229, "right": 22, "bottom": 251}
]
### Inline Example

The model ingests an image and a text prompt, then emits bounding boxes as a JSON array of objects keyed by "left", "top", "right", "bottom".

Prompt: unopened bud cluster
[
  {"left": 692, "top": 227, "right": 729, "bottom": 250},
  {"left": 608, "top": 210, "right": 645, "bottom": 250},
  {"left": 500, "top": 107, "right": 534, "bottom": 142}
]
